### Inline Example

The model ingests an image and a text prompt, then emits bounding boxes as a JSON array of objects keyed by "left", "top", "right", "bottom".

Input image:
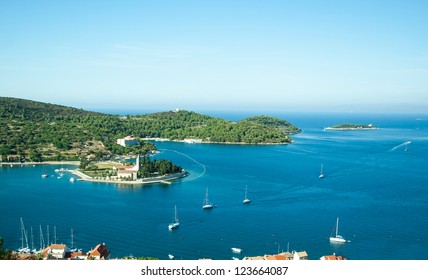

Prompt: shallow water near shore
[{"left": 1, "top": 113, "right": 427, "bottom": 260}]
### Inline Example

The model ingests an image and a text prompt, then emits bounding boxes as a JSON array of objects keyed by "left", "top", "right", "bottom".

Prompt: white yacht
[
  {"left": 168, "top": 205, "right": 180, "bottom": 230},
  {"left": 319, "top": 164, "right": 325, "bottom": 179},
  {"left": 243, "top": 186, "right": 251, "bottom": 204},
  {"left": 329, "top": 217, "right": 347, "bottom": 243},
  {"left": 202, "top": 188, "right": 213, "bottom": 209}
]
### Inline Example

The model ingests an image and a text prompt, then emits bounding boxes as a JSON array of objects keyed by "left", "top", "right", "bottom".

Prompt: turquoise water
[{"left": 1, "top": 113, "right": 427, "bottom": 260}]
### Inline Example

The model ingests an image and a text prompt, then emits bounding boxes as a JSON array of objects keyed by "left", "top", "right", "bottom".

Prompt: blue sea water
[{"left": 1, "top": 113, "right": 427, "bottom": 260}]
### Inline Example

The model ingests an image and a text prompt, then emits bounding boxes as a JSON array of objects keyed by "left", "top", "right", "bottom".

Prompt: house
[
  {"left": 64, "top": 250, "right": 86, "bottom": 260},
  {"left": 115, "top": 166, "right": 138, "bottom": 180},
  {"left": 115, "top": 155, "right": 140, "bottom": 180},
  {"left": 272, "top": 252, "right": 294, "bottom": 260},
  {"left": 293, "top": 250, "right": 308, "bottom": 260},
  {"left": 117, "top": 136, "right": 139, "bottom": 147},
  {"left": 243, "top": 252, "right": 295, "bottom": 260},
  {"left": 243, "top": 256, "right": 265, "bottom": 260},
  {"left": 320, "top": 254, "right": 346, "bottom": 260},
  {"left": 87, "top": 243, "right": 110, "bottom": 260},
  {"left": 6, "top": 155, "right": 22, "bottom": 162},
  {"left": 41, "top": 244, "right": 69, "bottom": 259}
]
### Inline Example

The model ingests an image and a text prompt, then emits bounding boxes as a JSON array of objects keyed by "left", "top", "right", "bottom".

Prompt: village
[
  {"left": 15, "top": 242, "right": 111, "bottom": 260},
  {"left": 13, "top": 244, "right": 345, "bottom": 261}
]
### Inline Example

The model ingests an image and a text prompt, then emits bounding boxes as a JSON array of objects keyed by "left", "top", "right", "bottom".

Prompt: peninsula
[
  {"left": 325, "top": 123, "right": 379, "bottom": 131},
  {"left": 0, "top": 97, "right": 302, "bottom": 185}
]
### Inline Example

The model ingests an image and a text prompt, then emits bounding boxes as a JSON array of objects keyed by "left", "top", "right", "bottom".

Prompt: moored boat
[
  {"left": 243, "top": 186, "right": 250, "bottom": 204},
  {"left": 329, "top": 217, "right": 347, "bottom": 243},
  {"left": 319, "top": 164, "right": 325, "bottom": 179},
  {"left": 231, "top": 247, "right": 242, "bottom": 254},
  {"left": 168, "top": 205, "right": 180, "bottom": 230},
  {"left": 202, "top": 188, "right": 213, "bottom": 209}
]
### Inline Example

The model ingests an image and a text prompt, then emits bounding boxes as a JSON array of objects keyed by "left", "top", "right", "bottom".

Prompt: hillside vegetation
[
  {"left": 0, "top": 97, "right": 300, "bottom": 162},
  {"left": 0, "top": 97, "right": 154, "bottom": 162},
  {"left": 127, "top": 110, "right": 301, "bottom": 144}
]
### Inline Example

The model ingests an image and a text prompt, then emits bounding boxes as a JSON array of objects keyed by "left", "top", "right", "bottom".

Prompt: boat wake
[
  {"left": 159, "top": 149, "right": 206, "bottom": 181},
  {"left": 389, "top": 141, "right": 411, "bottom": 152}
]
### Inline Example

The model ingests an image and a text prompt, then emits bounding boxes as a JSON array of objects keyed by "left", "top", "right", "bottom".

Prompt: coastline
[
  {"left": 0, "top": 161, "right": 80, "bottom": 166},
  {"left": 324, "top": 127, "right": 380, "bottom": 131},
  {"left": 142, "top": 137, "right": 291, "bottom": 145},
  {"left": 1, "top": 161, "right": 188, "bottom": 185}
]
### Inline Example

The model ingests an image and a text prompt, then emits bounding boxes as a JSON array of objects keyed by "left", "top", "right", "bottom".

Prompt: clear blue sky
[{"left": 1, "top": 0, "right": 427, "bottom": 113}]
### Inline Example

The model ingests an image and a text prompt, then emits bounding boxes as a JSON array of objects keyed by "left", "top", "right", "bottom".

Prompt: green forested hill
[
  {"left": 0, "top": 97, "right": 153, "bottom": 161},
  {"left": 126, "top": 111, "right": 301, "bottom": 144},
  {"left": 0, "top": 97, "right": 300, "bottom": 162}
]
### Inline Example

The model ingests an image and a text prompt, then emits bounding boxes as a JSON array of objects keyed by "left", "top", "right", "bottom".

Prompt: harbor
[{"left": 1, "top": 113, "right": 427, "bottom": 260}]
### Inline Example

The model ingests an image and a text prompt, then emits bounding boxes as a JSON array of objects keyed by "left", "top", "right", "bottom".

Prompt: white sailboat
[
  {"left": 69, "top": 228, "right": 82, "bottom": 252},
  {"left": 39, "top": 225, "right": 45, "bottom": 251},
  {"left": 202, "top": 188, "right": 213, "bottom": 209},
  {"left": 319, "top": 164, "right": 325, "bottom": 179},
  {"left": 17, "top": 217, "right": 30, "bottom": 254},
  {"left": 30, "top": 226, "right": 37, "bottom": 254},
  {"left": 329, "top": 217, "right": 347, "bottom": 243},
  {"left": 168, "top": 205, "right": 180, "bottom": 230},
  {"left": 243, "top": 186, "right": 251, "bottom": 204}
]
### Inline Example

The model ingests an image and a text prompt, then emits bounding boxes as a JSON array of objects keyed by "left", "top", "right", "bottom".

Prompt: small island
[{"left": 325, "top": 123, "right": 379, "bottom": 131}]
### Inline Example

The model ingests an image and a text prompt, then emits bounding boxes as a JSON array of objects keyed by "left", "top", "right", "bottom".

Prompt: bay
[{"left": 0, "top": 113, "right": 427, "bottom": 260}]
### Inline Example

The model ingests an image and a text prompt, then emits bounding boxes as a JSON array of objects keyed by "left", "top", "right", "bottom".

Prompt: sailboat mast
[
  {"left": 71, "top": 228, "right": 74, "bottom": 249},
  {"left": 336, "top": 218, "right": 339, "bottom": 237},
  {"left": 39, "top": 225, "right": 45, "bottom": 250},
  {"left": 47, "top": 225, "right": 50, "bottom": 245},
  {"left": 20, "top": 217, "right": 29, "bottom": 249},
  {"left": 205, "top": 188, "right": 209, "bottom": 204},
  {"left": 31, "top": 226, "right": 34, "bottom": 251},
  {"left": 54, "top": 226, "right": 57, "bottom": 244},
  {"left": 20, "top": 218, "right": 24, "bottom": 249}
]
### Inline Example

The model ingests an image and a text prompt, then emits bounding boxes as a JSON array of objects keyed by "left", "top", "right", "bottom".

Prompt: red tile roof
[
  {"left": 50, "top": 244, "right": 66, "bottom": 250},
  {"left": 321, "top": 255, "right": 346, "bottom": 260},
  {"left": 87, "top": 243, "right": 110, "bottom": 259}
]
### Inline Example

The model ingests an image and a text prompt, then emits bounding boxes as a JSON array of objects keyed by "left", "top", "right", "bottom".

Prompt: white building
[
  {"left": 115, "top": 155, "right": 140, "bottom": 180},
  {"left": 117, "top": 136, "right": 139, "bottom": 147},
  {"left": 293, "top": 250, "right": 308, "bottom": 260},
  {"left": 43, "top": 244, "right": 69, "bottom": 259}
]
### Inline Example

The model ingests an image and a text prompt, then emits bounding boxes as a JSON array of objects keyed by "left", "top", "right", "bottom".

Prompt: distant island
[{"left": 325, "top": 123, "right": 379, "bottom": 131}]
